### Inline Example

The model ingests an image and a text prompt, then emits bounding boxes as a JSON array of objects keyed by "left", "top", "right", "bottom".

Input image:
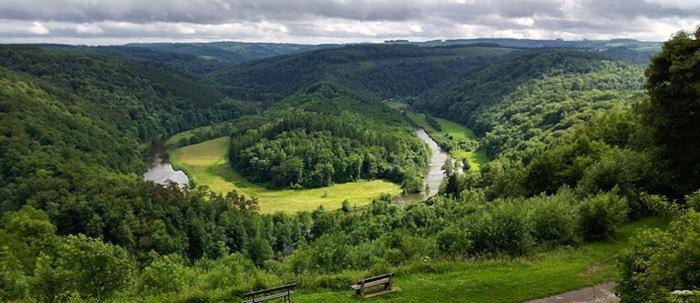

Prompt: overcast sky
[{"left": 0, "top": 0, "right": 698, "bottom": 45}]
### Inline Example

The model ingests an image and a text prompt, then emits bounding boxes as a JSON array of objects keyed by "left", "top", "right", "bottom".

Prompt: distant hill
[
  {"left": 124, "top": 41, "right": 340, "bottom": 64},
  {"left": 213, "top": 43, "right": 528, "bottom": 101}
]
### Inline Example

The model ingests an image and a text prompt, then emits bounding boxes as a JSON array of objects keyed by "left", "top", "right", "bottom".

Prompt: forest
[
  {"left": 227, "top": 83, "right": 428, "bottom": 190},
  {"left": 0, "top": 27, "right": 698, "bottom": 303}
]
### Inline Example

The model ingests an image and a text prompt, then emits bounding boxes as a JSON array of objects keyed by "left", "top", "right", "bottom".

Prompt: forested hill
[
  {"left": 227, "top": 83, "right": 429, "bottom": 190},
  {"left": 0, "top": 46, "right": 245, "bottom": 142},
  {"left": 0, "top": 46, "right": 250, "bottom": 217},
  {"left": 414, "top": 50, "right": 646, "bottom": 157},
  {"left": 213, "top": 43, "right": 525, "bottom": 101},
  {"left": 125, "top": 41, "right": 339, "bottom": 64}
]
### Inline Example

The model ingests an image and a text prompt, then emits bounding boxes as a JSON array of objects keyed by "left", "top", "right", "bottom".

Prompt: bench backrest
[
  {"left": 243, "top": 283, "right": 297, "bottom": 298},
  {"left": 360, "top": 273, "right": 392, "bottom": 284}
]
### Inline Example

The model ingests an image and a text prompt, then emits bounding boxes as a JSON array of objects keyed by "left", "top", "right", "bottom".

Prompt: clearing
[{"left": 169, "top": 137, "right": 402, "bottom": 213}]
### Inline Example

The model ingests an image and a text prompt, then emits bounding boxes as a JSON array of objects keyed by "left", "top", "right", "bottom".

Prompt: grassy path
[
  {"left": 385, "top": 100, "right": 489, "bottom": 170},
  {"left": 169, "top": 137, "right": 401, "bottom": 213},
  {"left": 293, "top": 217, "right": 666, "bottom": 302}
]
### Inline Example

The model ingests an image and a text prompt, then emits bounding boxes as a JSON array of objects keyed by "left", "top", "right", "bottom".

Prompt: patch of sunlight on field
[{"left": 169, "top": 137, "right": 402, "bottom": 213}]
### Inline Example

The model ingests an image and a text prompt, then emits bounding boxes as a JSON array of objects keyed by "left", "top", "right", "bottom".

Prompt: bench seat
[
  {"left": 243, "top": 290, "right": 295, "bottom": 303},
  {"left": 351, "top": 277, "right": 391, "bottom": 290}
]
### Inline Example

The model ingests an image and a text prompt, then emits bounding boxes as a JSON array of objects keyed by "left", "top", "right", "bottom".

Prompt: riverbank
[{"left": 385, "top": 100, "right": 489, "bottom": 170}]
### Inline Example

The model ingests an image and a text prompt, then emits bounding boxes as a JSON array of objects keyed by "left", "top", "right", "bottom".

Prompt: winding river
[
  {"left": 394, "top": 128, "right": 450, "bottom": 205},
  {"left": 143, "top": 128, "right": 449, "bottom": 204},
  {"left": 143, "top": 141, "right": 189, "bottom": 187}
]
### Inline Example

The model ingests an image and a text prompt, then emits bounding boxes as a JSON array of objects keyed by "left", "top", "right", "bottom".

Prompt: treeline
[{"left": 228, "top": 83, "right": 429, "bottom": 190}]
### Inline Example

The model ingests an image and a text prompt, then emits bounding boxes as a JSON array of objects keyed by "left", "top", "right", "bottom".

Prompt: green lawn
[
  {"left": 169, "top": 137, "right": 402, "bottom": 213},
  {"left": 403, "top": 108, "right": 489, "bottom": 170},
  {"left": 294, "top": 217, "right": 668, "bottom": 302}
]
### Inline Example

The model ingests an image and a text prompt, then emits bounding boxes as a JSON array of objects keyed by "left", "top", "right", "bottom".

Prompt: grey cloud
[{"left": 0, "top": 0, "right": 698, "bottom": 44}]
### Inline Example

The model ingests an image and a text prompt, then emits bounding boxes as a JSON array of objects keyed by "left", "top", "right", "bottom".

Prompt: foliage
[
  {"left": 578, "top": 191, "right": 629, "bottom": 241},
  {"left": 638, "top": 28, "right": 700, "bottom": 196},
  {"left": 228, "top": 83, "right": 429, "bottom": 189},
  {"left": 617, "top": 210, "right": 700, "bottom": 302}
]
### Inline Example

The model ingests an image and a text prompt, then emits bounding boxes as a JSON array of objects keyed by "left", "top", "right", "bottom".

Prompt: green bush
[
  {"left": 300, "top": 272, "right": 357, "bottom": 291},
  {"left": 435, "top": 223, "right": 473, "bottom": 257},
  {"left": 469, "top": 203, "right": 533, "bottom": 256},
  {"left": 578, "top": 192, "right": 629, "bottom": 241},
  {"left": 617, "top": 211, "right": 700, "bottom": 302},
  {"left": 528, "top": 193, "right": 579, "bottom": 246},
  {"left": 141, "top": 255, "right": 188, "bottom": 295}
]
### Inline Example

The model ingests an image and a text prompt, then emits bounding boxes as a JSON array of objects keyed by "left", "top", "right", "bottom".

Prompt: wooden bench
[
  {"left": 242, "top": 283, "right": 297, "bottom": 303},
  {"left": 350, "top": 273, "right": 396, "bottom": 298}
]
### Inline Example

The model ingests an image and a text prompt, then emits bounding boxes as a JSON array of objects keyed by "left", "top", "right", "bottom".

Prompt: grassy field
[
  {"left": 294, "top": 216, "right": 668, "bottom": 302},
  {"left": 390, "top": 101, "right": 489, "bottom": 169},
  {"left": 169, "top": 137, "right": 402, "bottom": 213},
  {"left": 164, "top": 124, "right": 218, "bottom": 146}
]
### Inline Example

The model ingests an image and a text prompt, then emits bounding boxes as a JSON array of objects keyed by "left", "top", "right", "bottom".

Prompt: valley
[{"left": 1, "top": 25, "right": 697, "bottom": 303}]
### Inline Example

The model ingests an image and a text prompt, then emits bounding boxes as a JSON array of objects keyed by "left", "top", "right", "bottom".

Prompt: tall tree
[{"left": 641, "top": 27, "right": 700, "bottom": 195}]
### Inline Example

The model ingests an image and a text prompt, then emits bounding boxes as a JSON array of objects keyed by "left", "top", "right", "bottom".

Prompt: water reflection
[
  {"left": 143, "top": 141, "right": 189, "bottom": 188},
  {"left": 394, "top": 129, "right": 449, "bottom": 205}
]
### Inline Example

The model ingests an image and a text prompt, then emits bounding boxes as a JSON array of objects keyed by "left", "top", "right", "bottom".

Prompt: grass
[
  {"left": 164, "top": 124, "right": 218, "bottom": 146},
  {"left": 400, "top": 107, "right": 489, "bottom": 170},
  {"left": 169, "top": 137, "right": 402, "bottom": 213},
  {"left": 294, "top": 216, "right": 668, "bottom": 302}
]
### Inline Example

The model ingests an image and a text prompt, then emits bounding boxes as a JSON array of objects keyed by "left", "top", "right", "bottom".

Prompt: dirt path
[{"left": 524, "top": 282, "right": 619, "bottom": 303}]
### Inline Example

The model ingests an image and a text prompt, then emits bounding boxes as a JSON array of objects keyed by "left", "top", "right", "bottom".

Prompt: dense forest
[
  {"left": 0, "top": 28, "right": 697, "bottom": 303},
  {"left": 213, "top": 44, "right": 525, "bottom": 101},
  {"left": 227, "top": 83, "right": 428, "bottom": 190}
]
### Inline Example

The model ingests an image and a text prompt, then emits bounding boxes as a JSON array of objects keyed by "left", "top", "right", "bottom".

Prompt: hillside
[
  {"left": 126, "top": 41, "right": 339, "bottom": 64},
  {"left": 214, "top": 44, "right": 526, "bottom": 101},
  {"left": 415, "top": 51, "right": 646, "bottom": 157}
]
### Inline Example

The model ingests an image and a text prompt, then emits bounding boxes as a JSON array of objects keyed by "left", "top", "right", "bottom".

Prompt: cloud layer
[{"left": 0, "top": 0, "right": 698, "bottom": 44}]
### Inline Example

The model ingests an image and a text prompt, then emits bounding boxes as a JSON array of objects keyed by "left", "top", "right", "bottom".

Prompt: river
[
  {"left": 394, "top": 128, "right": 450, "bottom": 205},
  {"left": 143, "top": 141, "right": 189, "bottom": 187},
  {"left": 143, "top": 128, "right": 449, "bottom": 203}
]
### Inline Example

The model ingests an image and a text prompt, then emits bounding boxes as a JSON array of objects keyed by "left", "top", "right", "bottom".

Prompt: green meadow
[{"left": 169, "top": 136, "right": 402, "bottom": 213}]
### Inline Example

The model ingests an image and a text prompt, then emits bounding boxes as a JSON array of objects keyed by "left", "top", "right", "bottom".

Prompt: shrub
[
  {"left": 141, "top": 255, "right": 187, "bottom": 295},
  {"left": 469, "top": 203, "right": 533, "bottom": 256},
  {"left": 397, "top": 234, "right": 437, "bottom": 261},
  {"left": 578, "top": 191, "right": 628, "bottom": 241},
  {"left": 617, "top": 211, "right": 700, "bottom": 302},
  {"left": 300, "top": 272, "right": 357, "bottom": 291},
  {"left": 528, "top": 193, "right": 579, "bottom": 246},
  {"left": 435, "top": 223, "right": 473, "bottom": 257},
  {"left": 402, "top": 203, "right": 438, "bottom": 230}
]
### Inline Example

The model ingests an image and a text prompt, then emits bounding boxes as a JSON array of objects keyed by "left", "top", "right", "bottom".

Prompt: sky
[{"left": 0, "top": 0, "right": 698, "bottom": 45}]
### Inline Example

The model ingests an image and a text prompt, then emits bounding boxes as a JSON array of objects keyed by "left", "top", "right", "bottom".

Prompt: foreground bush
[
  {"left": 578, "top": 191, "right": 629, "bottom": 240},
  {"left": 528, "top": 191, "right": 580, "bottom": 246},
  {"left": 617, "top": 210, "right": 700, "bottom": 302},
  {"left": 469, "top": 202, "right": 533, "bottom": 256}
]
